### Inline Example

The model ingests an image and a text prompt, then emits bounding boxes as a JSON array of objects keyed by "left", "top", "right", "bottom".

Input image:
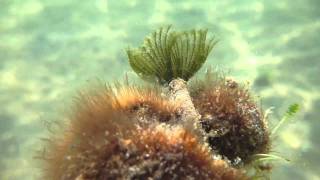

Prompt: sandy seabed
[{"left": 0, "top": 0, "right": 319, "bottom": 179}]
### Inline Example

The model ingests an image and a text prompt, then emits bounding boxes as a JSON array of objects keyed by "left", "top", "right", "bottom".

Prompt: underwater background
[{"left": 0, "top": 0, "right": 319, "bottom": 179}]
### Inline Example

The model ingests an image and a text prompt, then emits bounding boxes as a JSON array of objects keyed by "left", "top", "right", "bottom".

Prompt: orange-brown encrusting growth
[
  {"left": 39, "top": 87, "right": 135, "bottom": 179},
  {"left": 39, "top": 85, "right": 248, "bottom": 180},
  {"left": 118, "top": 124, "right": 247, "bottom": 180},
  {"left": 189, "top": 71, "right": 270, "bottom": 165},
  {"left": 109, "top": 84, "right": 180, "bottom": 123}
]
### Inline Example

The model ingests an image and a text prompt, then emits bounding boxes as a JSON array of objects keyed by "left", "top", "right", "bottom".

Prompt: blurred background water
[{"left": 0, "top": 0, "right": 319, "bottom": 179}]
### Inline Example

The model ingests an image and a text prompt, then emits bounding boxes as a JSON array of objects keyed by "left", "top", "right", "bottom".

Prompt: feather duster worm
[{"left": 38, "top": 26, "right": 276, "bottom": 179}]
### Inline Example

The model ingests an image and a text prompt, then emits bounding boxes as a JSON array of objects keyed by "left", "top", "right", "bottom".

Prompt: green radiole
[{"left": 127, "top": 26, "right": 218, "bottom": 84}]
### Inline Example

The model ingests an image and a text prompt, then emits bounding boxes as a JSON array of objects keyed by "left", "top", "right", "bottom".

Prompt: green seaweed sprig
[
  {"left": 127, "top": 26, "right": 217, "bottom": 84},
  {"left": 247, "top": 103, "right": 300, "bottom": 179},
  {"left": 271, "top": 103, "right": 300, "bottom": 135}
]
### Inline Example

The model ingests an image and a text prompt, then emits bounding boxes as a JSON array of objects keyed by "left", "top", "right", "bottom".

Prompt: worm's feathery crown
[{"left": 127, "top": 26, "right": 217, "bottom": 84}]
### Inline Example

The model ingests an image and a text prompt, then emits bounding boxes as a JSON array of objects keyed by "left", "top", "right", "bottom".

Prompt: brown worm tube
[{"left": 168, "top": 78, "right": 201, "bottom": 127}]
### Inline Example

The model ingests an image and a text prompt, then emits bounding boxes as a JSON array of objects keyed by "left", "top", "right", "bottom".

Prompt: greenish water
[{"left": 0, "top": 0, "right": 319, "bottom": 179}]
